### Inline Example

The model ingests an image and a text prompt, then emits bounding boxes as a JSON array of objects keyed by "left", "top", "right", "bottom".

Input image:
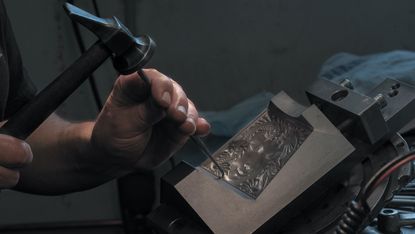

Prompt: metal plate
[{"left": 202, "top": 105, "right": 313, "bottom": 199}]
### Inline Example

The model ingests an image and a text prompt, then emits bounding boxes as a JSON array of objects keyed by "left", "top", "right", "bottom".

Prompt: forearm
[
  {"left": 15, "top": 114, "right": 129, "bottom": 195},
  {"left": 10, "top": 69, "right": 210, "bottom": 195}
]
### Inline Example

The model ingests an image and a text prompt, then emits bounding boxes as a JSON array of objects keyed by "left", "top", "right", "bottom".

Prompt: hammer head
[{"left": 64, "top": 3, "right": 155, "bottom": 75}]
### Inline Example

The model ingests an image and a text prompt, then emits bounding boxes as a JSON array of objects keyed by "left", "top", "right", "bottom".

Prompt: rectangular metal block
[
  {"left": 201, "top": 93, "right": 313, "bottom": 199},
  {"left": 306, "top": 79, "right": 387, "bottom": 144},
  {"left": 175, "top": 92, "right": 355, "bottom": 234},
  {"left": 367, "top": 78, "right": 415, "bottom": 134}
]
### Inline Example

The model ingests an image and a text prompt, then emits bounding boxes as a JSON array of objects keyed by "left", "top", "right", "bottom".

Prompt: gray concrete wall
[{"left": 1, "top": 0, "right": 415, "bottom": 230}]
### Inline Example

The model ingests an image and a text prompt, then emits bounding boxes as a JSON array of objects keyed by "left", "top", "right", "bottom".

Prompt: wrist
[
  {"left": 62, "top": 121, "right": 94, "bottom": 157},
  {"left": 63, "top": 121, "right": 132, "bottom": 179},
  {"left": 67, "top": 122, "right": 133, "bottom": 178}
]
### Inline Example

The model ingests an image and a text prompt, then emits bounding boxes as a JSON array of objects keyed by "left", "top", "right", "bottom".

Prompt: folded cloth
[
  {"left": 201, "top": 50, "right": 415, "bottom": 138},
  {"left": 319, "top": 50, "right": 415, "bottom": 95}
]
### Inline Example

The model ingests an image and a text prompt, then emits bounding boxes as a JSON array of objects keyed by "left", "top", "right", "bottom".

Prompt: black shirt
[{"left": 0, "top": 0, "right": 36, "bottom": 121}]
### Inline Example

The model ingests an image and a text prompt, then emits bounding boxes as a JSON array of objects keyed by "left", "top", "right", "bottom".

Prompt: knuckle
[
  {"left": 112, "top": 77, "right": 124, "bottom": 93},
  {"left": 169, "top": 77, "right": 178, "bottom": 84},
  {"left": 13, "top": 141, "right": 33, "bottom": 166},
  {"left": 187, "top": 104, "right": 198, "bottom": 117},
  {"left": 145, "top": 68, "right": 158, "bottom": 74},
  {"left": 179, "top": 92, "right": 188, "bottom": 102},
  {"left": 173, "top": 80, "right": 184, "bottom": 91},
  {"left": 175, "top": 89, "right": 188, "bottom": 104},
  {"left": 189, "top": 112, "right": 199, "bottom": 120},
  {"left": 175, "top": 98, "right": 189, "bottom": 112},
  {"left": 187, "top": 99, "right": 196, "bottom": 108},
  {"left": 154, "top": 74, "right": 173, "bottom": 89},
  {"left": 163, "top": 75, "right": 174, "bottom": 87}
]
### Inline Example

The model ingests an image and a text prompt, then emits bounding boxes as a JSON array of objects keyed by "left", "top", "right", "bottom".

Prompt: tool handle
[{"left": 0, "top": 42, "right": 110, "bottom": 140}]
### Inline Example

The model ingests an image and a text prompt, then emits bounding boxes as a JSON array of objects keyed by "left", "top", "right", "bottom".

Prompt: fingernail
[
  {"left": 199, "top": 118, "right": 211, "bottom": 137},
  {"left": 177, "top": 105, "right": 187, "bottom": 116},
  {"left": 161, "top": 92, "right": 171, "bottom": 106},
  {"left": 200, "top": 117, "right": 210, "bottom": 126},
  {"left": 186, "top": 118, "right": 196, "bottom": 134}
]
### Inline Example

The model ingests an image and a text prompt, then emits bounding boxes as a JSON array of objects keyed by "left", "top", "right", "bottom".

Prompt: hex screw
[
  {"left": 340, "top": 78, "right": 354, "bottom": 90},
  {"left": 374, "top": 93, "right": 387, "bottom": 109}
]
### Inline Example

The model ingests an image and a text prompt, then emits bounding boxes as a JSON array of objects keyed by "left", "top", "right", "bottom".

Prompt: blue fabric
[
  {"left": 200, "top": 91, "right": 274, "bottom": 137},
  {"left": 199, "top": 50, "right": 415, "bottom": 138},
  {"left": 319, "top": 50, "right": 415, "bottom": 94},
  {"left": 180, "top": 50, "right": 415, "bottom": 165}
]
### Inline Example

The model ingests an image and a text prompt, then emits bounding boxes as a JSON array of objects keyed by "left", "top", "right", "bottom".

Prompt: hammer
[
  {"left": 0, "top": 3, "right": 155, "bottom": 140},
  {"left": 0, "top": 4, "right": 224, "bottom": 176}
]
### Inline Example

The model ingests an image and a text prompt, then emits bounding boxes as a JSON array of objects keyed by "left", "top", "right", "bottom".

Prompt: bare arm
[
  {"left": 7, "top": 69, "right": 210, "bottom": 195},
  {"left": 15, "top": 114, "right": 113, "bottom": 194}
]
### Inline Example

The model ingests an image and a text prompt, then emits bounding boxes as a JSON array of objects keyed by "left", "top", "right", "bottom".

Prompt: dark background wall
[
  {"left": 1, "top": 0, "right": 415, "bottom": 231},
  {"left": 133, "top": 0, "right": 415, "bottom": 109}
]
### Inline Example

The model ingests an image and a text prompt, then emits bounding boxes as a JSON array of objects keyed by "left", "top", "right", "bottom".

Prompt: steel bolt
[
  {"left": 340, "top": 78, "right": 354, "bottom": 90},
  {"left": 374, "top": 93, "right": 387, "bottom": 109}
]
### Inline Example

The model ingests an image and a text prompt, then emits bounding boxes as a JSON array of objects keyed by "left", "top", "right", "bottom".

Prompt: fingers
[
  {"left": 143, "top": 69, "right": 190, "bottom": 123},
  {"left": 0, "top": 134, "right": 33, "bottom": 168},
  {"left": 136, "top": 69, "right": 190, "bottom": 123},
  {"left": 111, "top": 69, "right": 175, "bottom": 108},
  {"left": 179, "top": 100, "right": 198, "bottom": 135},
  {"left": 195, "top": 117, "right": 211, "bottom": 136},
  {"left": 164, "top": 80, "right": 210, "bottom": 136},
  {"left": 144, "top": 69, "right": 174, "bottom": 108},
  {"left": 111, "top": 72, "right": 151, "bottom": 106},
  {"left": 167, "top": 81, "right": 189, "bottom": 123},
  {"left": 177, "top": 100, "right": 211, "bottom": 136},
  {"left": 0, "top": 166, "right": 20, "bottom": 188},
  {"left": 0, "top": 134, "right": 32, "bottom": 189},
  {"left": 110, "top": 68, "right": 210, "bottom": 136}
]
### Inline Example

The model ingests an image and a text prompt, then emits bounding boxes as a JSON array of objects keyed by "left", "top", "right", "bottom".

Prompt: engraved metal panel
[{"left": 202, "top": 105, "right": 313, "bottom": 199}]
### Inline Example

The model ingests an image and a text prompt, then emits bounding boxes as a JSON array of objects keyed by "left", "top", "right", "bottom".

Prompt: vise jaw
[
  {"left": 159, "top": 92, "right": 355, "bottom": 234},
  {"left": 306, "top": 78, "right": 415, "bottom": 145},
  {"left": 153, "top": 78, "right": 415, "bottom": 233}
]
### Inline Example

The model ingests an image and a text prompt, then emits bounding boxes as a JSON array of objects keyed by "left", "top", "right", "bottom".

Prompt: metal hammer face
[{"left": 64, "top": 3, "right": 156, "bottom": 75}]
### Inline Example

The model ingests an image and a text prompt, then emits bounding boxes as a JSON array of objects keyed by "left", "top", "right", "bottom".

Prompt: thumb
[
  {"left": 104, "top": 73, "right": 165, "bottom": 128},
  {"left": 110, "top": 72, "right": 151, "bottom": 107},
  {"left": 0, "top": 134, "right": 33, "bottom": 169}
]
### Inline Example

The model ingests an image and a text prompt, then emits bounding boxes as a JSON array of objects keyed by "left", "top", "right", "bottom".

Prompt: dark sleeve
[{"left": 1, "top": 0, "right": 37, "bottom": 118}]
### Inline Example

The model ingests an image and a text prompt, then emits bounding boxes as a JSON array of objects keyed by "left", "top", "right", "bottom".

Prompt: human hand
[
  {"left": 0, "top": 134, "right": 33, "bottom": 189},
  {"left": 91, "top": 69, "right": 210, "bottom": 171}
]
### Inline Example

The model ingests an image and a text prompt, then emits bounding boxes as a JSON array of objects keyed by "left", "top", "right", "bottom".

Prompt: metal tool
[
  {"left": 190, "top": 136, "right": 225, "bottom": 179},
  {"left": 149, "top": 78, "right": 415, "bottom": 233},
  {"left": 0, "top": 3, "right": 155, "bottom": 140},
  {"left": 377, "top": 208, "right": 415, "bottom": 234},
  {"left": 137, "top": 68, "right": 225, "bottom": 178},
  {"left": 0, "top": 2, "right": 222, "bottom": 179}
]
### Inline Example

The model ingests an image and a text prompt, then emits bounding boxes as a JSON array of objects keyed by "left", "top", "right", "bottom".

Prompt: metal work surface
[
  {"left": 202, "top": 102, "right": 312, "bottom": 198},
  {"left": 175, "top": 92, "right": 355, "bottom": 234}
]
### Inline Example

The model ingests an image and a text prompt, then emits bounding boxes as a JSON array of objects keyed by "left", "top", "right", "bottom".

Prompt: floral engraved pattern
[{"left": 202, "top": 108, "right": 312, "bottom": 199}]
